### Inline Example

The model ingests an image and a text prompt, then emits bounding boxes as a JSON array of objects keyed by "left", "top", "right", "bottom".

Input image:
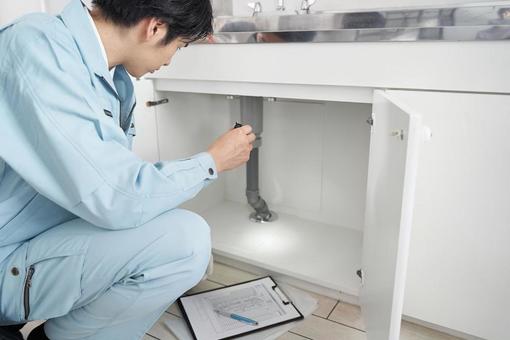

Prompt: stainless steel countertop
[{"left": 207, "top": 3, "right": 510, "bottom": 43}]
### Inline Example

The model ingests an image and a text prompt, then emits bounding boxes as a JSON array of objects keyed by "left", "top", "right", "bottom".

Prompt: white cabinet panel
[
  {"left": 224, "top": 99, "right": 371, "bottom": 230},
  {"left": 151, "top": 41, "right": 510, "bottom": 95},
  {"left": 394, "top": 91, "right": 510, "bottom": 340},
  {"left": 154, "top": 92, "right": 231, "bottom": 213},
  {"left": 259, "top": 100, "right": 324, "bottom": 213},
  {"left": 361, "top": 90, "right": 423, "bottom": 340},
  {"left": 131, "top": 79, "right": 160, "bottom": 163},
  {"left": 322, "top": 103, "right": 371, "bottom": 231}
]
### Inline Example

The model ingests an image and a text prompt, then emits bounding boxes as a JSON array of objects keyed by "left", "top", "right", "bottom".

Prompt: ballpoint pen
[{"left": 214, "top": 309, "right": 259, "bottom": 326}]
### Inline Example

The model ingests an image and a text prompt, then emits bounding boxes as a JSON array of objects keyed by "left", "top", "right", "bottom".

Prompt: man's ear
[{"left": 143, "top": 17, "right": 167, "bottom": 44}]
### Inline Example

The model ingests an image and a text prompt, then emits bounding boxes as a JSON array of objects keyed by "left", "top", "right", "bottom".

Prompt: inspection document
[{"left": 178, "top": 276, "right": 303, "bottom": 340}]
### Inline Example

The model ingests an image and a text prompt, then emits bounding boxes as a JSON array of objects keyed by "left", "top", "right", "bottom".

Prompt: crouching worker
[{"left": 0, "top": 0, "right": 255, "bottom": 339}]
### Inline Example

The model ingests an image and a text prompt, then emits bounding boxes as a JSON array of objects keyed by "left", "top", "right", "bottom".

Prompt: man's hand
[{"left": 207, "top": 125, "right": 256, "bottom": 173}]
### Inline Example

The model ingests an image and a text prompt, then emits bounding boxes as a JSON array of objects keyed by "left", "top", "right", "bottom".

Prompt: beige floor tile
[
  {"left": 292, "top": 315, "right": 366, "bottom": 340},
  {"left": 328, "top": 302, "right": 365, "bottom": 331},
  {"left": 166, "top": 301, "right": 183, "bottom": 317},
  {"left": 146, "top": 312, "right": 179, "bottom": 340},
  {"left": 400, "top": 321, "right": 462, "bottom": 340},
  {"left": 143, "top": 335, "right": 159, "bottom": 340},
  {"left": 154, "top": 262, "right": 458, "bottom": 340},
  {"left": 306, "top": 291, "right": 338, "bottom": 319},
  {"left": 207, "top": 262, "right": 259, "bottom": 286},
  {"left": 277, "top": 331, "right": 312, "bottom": 339}
]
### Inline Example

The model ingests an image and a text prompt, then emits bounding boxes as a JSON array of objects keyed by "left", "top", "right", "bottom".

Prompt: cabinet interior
[{"left": 155, "top": 91, "right": 373, "bottom": 299}]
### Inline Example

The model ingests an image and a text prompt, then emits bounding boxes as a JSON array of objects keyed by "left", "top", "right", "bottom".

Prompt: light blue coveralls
[{"left": 0, "top": 0, "right": 217, "bottom": 338}]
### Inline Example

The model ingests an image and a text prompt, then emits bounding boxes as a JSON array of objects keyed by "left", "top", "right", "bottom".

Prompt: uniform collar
[
  {"left": 59, "top": 0, "right": 122, "bottom": 95},
  {"left": 83, "top": 4, "right": 112, "bottom": 74}
]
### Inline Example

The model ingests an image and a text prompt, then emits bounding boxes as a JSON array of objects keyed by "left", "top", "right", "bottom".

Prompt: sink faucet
[
  {"left": 248, "top": 2, "right": 262, "bottom": 16},
  {"left": 276, "top": 0, "right": 285, "bottom": 11},
  {"left": 298, "top": 0, "right": 316, "bottom": 14}
]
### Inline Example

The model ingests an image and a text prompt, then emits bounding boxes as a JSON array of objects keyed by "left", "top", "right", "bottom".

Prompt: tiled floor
[
  {"left": 145, "top": 262, "right": 463, "bottom": 340},
  {"left": 17, "top": 262, "right": 462, "bottom": 340}
]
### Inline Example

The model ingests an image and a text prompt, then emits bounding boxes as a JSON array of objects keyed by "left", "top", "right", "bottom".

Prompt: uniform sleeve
[{"left": 0, "top": 22, "right": 217, "bottom": 229}]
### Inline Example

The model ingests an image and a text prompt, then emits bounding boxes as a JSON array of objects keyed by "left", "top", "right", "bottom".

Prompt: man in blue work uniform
[{"left": 0, "top": 0, "right": 255, "bottom": 339}]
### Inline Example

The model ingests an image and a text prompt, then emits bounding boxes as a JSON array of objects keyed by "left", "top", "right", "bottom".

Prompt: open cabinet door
[{"left": 361, "top": 90, "right": 424, "bottom": 340}]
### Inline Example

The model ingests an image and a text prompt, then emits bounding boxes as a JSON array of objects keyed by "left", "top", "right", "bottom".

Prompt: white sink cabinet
[{"left": 132, "top": 40, "right": 510, "bottom": 339}]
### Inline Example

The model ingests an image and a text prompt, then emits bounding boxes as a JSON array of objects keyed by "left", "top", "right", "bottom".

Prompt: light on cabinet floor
[{"left": 201, "top": 200, "right": 363, "bottom": 296}]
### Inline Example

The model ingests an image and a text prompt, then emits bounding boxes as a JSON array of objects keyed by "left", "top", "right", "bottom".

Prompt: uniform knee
[
  {"left": 179, "top": 209, "right": 211, "bottom": 263},
  {"left": 182, "top": 210, "right": 212, "bottom": 281},
  {"left": 153, "top": 209, "right": 211, "bottom": 282}
]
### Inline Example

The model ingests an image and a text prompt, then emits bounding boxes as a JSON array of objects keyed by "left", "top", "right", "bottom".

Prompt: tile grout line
[
  {"left": 165, "top": 310, "right": 183, "bottom": 318},
  {"left": 325, "top": 300, "right": 339, "bottom": 320},
  {"left": 205, "top": 278, "right": 228, "bottom": 286},
  {"left": 313, "top": 314, "right": 366, "bottom": 333},
  {"left": 288, "top": 330, "right": 314, "bottom": 340}
]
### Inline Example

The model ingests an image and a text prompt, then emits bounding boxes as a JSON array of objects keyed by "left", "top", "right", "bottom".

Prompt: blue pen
[{"left": 214, "top": 309, "right": 259, "bottom": 326}]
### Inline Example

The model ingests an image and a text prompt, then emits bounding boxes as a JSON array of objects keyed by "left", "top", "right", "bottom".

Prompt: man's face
[{"left": 123, "top": 21, "right": 188, "bottom": 78}]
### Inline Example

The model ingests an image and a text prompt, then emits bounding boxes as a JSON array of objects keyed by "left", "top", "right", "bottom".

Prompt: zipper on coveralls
[{"left": 23, "top": 265, "right": 35, "bottom": 320}]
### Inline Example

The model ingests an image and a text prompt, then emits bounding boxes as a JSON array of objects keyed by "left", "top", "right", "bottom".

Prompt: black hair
[{"left": 91, "top": 0, "right": 213, "bottom": 44}]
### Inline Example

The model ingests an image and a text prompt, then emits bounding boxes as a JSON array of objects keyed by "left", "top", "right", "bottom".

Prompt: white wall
[
  {"left": 0, "top": 0, "right": 43, "bottom": 25},
  {"left": 44, "top": 0, "right": 70, "bottom": 14},
  {"left": 0, "top": 0, "right": 69, "bottom": 25}
]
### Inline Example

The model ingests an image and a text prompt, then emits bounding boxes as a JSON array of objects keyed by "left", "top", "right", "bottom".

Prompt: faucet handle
[
  {"left": 299, "top": 0, "right": 316, "bottom": 13},
  {"left": 248, "top": 2, "right": 262, "bottom": 16},
  {"left": 276, "top": 0, "right": 285, "bottom": 11}
]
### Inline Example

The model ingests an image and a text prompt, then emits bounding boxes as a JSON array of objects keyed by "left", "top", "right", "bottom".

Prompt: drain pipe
[{"left": 240, "top": 96, "right": 277, "bottom": 223}]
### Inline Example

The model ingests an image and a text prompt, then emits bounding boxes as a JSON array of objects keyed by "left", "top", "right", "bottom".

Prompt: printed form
[{"left": 179, "top": 277, "right": 302, "bottom": 340}]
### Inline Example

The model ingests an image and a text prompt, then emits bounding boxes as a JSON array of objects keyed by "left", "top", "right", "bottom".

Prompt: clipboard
[{"left": 178, "top": 276, "right": 304, "bottom": 340}]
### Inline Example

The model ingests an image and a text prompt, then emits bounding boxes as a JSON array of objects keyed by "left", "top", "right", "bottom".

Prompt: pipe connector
[{"left": 246, "top": 190, "right": 278, "bottom": 223}]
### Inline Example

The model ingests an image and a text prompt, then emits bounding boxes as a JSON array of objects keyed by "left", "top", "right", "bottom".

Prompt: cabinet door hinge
[{"left": 366, "top": 116, "right": 374, "bottom": 126}]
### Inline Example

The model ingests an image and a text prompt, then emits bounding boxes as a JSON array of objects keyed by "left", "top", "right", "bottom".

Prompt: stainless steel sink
[{"left": 208, "top": 3, "right": 510, "bottom": 43}]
